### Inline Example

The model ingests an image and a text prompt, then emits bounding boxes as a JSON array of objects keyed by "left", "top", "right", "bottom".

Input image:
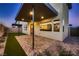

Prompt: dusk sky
[
  {"left": 69, "top": 3, "right": 79, "bottom": 27},
  {"left": 0, "top": 3, "right": 22, "bottom": 28},
  {"left": 0, "top": 3, "right": 79, "bottom": 28}
]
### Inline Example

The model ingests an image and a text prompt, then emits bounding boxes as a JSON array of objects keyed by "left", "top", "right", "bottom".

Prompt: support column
[{"left": 32, "top": 7, "right": 34, "bottom": 50}]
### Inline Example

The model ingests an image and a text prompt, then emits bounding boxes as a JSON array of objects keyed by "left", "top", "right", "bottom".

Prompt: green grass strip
[{"left": 4, "top": 33, "right": 26, "bottom": 56}]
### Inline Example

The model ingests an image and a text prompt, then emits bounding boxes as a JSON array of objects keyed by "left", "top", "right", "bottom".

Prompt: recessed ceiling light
[
  {"left": 29, "top": 11, "right": 33, "bottom": 16},
  {"left": 22, "top": 18, "right": 24, "bottom": 21},
  {"left": 41, "top": 16, "right": 44, "bottom": 19}
]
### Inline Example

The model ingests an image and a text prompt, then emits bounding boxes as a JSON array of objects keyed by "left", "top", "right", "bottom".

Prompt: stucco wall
[
  {"left": 49, "top": 3, "right": 69, "bottom": 40},
  {"left": 62, "top": 4, "right": 69, "bottom": 39},
  {"left": 34, "top": 17, "right": 63, "bottom": 41}
]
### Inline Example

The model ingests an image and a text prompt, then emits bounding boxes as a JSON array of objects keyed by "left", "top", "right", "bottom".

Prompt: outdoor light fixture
[
  {"left": 22, "top": 18, "right": 24, "bottom": 21},
  {"left": 41, "top": 16, "right": 44, "bottom": 19},
  {"left": 29, "top": 11, "right": 33, "bottom": 16}
]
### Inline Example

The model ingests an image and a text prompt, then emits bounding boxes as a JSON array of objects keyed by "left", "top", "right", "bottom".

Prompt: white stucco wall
[
  {"left": 49, "top": 3, "right": 69, "bottom": 40},
  {"left": 34, "top": 17, "right": 63, "bottom": 41},
  {"left": 62, "top": 4, "right": 69, "bottom": 39},
  {"left": 16, "top": 21, "right": 28, "bottom": 34}
]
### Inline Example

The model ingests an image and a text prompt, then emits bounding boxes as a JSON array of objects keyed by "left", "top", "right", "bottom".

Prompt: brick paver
[
  {"left": 15, "top": 35, "right": 54, "bottom": 55},
  {"left": 15, "top": 35, "right": 79, "bottom": 56}
]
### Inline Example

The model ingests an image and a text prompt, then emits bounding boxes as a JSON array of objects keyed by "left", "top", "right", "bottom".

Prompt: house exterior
[
  {"left": 15, "top": 3, "right": 72, "bottom": 41},
  {"left": 16, "top": 21, "right": 28, "bottom": 34}
]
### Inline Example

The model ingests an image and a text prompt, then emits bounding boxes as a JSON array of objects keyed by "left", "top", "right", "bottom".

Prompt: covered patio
[
  {"left": 15, "top": 3, "right": 71, "bottom": 55},
  {"left": 15, "top": 3, "right": 58, "bottom": 52},
  {"left": 15, "top": 3, "right": 58, "bottom": 55}
]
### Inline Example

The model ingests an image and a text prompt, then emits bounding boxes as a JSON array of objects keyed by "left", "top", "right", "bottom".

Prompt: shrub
[
  {"left": 59, "top": 49, "right": 73, "bottom": 56},
  {"left": 37, "top": 50, "right": 52, "bottom": 56}
]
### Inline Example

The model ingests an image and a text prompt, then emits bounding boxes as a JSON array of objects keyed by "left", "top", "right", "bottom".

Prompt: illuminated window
[{"left": 40, "top": 23, "right": 52, "bottom": 31}]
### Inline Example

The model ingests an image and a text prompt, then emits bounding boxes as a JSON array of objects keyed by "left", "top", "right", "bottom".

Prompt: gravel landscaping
[{"left": 0, "top": 37, "right": 7, "bottom": 56}]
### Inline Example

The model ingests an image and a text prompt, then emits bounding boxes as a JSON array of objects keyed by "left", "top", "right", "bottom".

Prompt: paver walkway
[
  {"left": 15, "top": 35, "right": 54, "bottom": 55},
  {"left": 16, "top": 35, "right": 79, "bottom": 56}
]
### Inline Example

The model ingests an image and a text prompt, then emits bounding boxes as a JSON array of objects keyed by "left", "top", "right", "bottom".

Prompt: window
[
  {"left": 53, "top": 19, "right": 60, "bottom": 32},
  {"left": 40, "top": 23, "right": 52, "bottom": 31}
]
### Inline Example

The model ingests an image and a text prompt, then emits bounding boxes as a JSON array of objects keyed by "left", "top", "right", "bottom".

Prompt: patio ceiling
[{"left": 15, "top": 3, "right": 58, "bottom": 22}]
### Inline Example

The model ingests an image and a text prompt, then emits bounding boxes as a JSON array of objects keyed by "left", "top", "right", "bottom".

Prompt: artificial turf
[{"left": 4, "top": 33, "right": 26, "bottom": 56}]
